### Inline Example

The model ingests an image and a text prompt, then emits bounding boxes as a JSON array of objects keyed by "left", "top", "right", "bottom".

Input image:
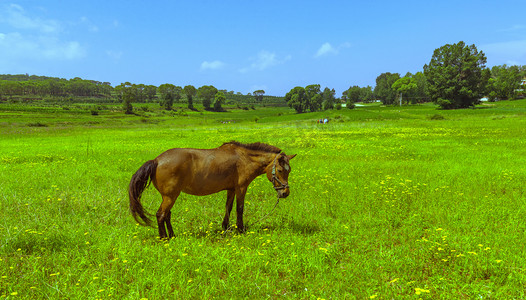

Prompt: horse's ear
[{"left": 287, "top": 154, "right": 297, "bottom": 160}]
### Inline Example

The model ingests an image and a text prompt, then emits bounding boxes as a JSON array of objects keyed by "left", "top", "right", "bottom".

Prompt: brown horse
[{"left": 128, "top": 141, "right": 296, "bottom": 239}]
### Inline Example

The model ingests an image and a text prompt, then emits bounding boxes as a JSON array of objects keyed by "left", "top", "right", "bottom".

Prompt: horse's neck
[{"left": 241, "top": 150, "right": 275, "bottom": 176}]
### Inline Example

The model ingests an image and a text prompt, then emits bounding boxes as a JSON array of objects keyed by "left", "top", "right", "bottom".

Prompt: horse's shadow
[
  {"left": 152, "top": 218, "right": 322, "bottom": 241},
  {"left": 260, "top": 219, "right": 321, "bottom": 235}
]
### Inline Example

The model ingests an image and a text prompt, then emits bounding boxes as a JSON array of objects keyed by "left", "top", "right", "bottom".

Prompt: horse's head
[{"left": 266, "top": 153, "right": 296, "bottom": 198}]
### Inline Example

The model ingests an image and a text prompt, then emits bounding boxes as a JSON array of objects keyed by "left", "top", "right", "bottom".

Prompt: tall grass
[{"left": 1, "top": 101, "right": 525, "bottom": 298}]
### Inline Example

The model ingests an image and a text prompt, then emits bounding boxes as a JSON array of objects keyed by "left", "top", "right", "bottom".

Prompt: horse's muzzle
[
  {"left": 277, "top": 187, "right": 290, "bottom": 198},
  {"left": 272, "top": 175, "right": 289, "bottom": 198}
]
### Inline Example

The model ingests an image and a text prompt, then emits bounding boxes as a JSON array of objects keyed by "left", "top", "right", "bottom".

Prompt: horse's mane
[{"left": 223, "top": 141, "right": 281, "bottom": 153}]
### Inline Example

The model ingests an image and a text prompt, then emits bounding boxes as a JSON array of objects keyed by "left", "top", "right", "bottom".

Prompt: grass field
[{"left": 1, "top": 101, "right": 525, "bottom": 298}]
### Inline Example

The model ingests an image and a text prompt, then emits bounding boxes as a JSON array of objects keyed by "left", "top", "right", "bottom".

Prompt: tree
[
  {"left": 174, "top": 86, "right": 183, "bottom": 103},
  {"left": 253, "top": 90, "right": 265, "bottom": 102},
  {"left": 115, "top": 82, "right": 136, "bottom": 114},
  {"left": 213, "top": 91, "right": 226, "bottom": 111},
  {"left": 345, "top": 85, "right": 361, "bottom": 104},
  {"left": 183, "top": 85, "right": 197, "bottom": 109},
  {"left": 487, "top": 65, "right": 523, "bottom": 100},
  {"left": 197, "top": 85, "right": 218, "bottom": 110},
  {"left": 285, "top": 86, "right": 308, "bottom": 113},
  {"left": 285, "top": 85, "right": 324, "bottom": 113},
  {"left": 412, "top": 72, "right": 429, "bottom": 103},
  {"left": 309, "top": 94, "right": 323, "bottom": 112},
  {"left": 359, "top": 86, "right": 374, "bottom": 103},
  {"left": 322, "top": 87, "right": 336, "bottom": 110},
  {"left": 305, "top": 84, "right": 322, "bottom": 112},
  {"left": 374, "top": 72, "right": 400, "bottom": 105},
  {"left": 158, "top": 83, "right": 176, "bottom": 110},
  {"left": 144, "top": 85, "right": 157, "bottom": 101},
  {"left": 391, "top": 75, "right": 417, "bottom": 105},
  {"left": 423, "top": 41, "right": 489, "bottom": 109},
  {"left": 135, "top": 84, "right": 146, "bottom": 102}
]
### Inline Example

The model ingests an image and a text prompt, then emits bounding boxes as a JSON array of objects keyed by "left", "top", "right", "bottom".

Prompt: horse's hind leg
[
  {"left": 156, "top": 192, "right": 179, "bottom": 239},
  {"left": 222, "top": 190, "right": 235, "bottom": 230}
]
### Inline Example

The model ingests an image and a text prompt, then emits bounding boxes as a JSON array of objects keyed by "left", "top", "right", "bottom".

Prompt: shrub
[
  {"left": 27, "top": 122, "right": 48, "bottom": 127},
  {"left": 429, "top": 114, "right": 445, "bottom": 120}
]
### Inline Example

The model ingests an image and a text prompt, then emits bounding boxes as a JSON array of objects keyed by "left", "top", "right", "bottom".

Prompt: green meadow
[{"left": 1, "top": 101, "right": 525, "bottom": 299}]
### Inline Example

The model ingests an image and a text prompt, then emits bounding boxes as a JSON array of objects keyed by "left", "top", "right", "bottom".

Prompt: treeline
[
  {"left": 0, "top": 75, "right": 285, "bottom": 110},
  {"left": 286, "top": 42, "right": 526, "bottom": 112},
  {"left": 284, "top": 72, "right": 429, "bottom": 113},
  {"left": 0, "top": 75, "right": 113, "bottom": 98},
  {"left": 113, "top": 82, "right": 284, "bottom": 114}
]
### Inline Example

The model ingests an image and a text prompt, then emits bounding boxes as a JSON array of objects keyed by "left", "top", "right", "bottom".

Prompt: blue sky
[{"left": 0, "top": 0, "right": 525, "bottom": 96}]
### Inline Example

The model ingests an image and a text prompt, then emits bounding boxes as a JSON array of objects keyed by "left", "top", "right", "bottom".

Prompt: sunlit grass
[{"left": 1, "top": 100, "right": 525, "bottom": 298}]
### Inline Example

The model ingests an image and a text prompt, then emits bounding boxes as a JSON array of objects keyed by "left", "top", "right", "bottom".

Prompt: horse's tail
[{"left": 129, "top": 160, "right": 158, "bottom": 226}]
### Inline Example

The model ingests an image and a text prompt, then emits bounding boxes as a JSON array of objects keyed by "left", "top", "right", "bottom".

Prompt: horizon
[{"left": 1, "top": 0, "right": 525, "bottom": 97}]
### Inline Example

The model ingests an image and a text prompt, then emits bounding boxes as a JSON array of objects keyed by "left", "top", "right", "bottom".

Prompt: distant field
[{"left": 1, "top": 101, "right": 525, "bottom": 298}]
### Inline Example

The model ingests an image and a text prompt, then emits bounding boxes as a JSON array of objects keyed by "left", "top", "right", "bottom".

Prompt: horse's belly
[{"left": 182, "top": 184, "right": 229, "bottom": 196}]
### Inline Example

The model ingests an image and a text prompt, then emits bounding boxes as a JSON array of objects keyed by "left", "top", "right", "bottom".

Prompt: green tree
[
  {"left": 374, "top": 72, "right": 400, "bottom": 105},
  {"left": 197, "top": 85, "right": 218, "bottom": 110},
  {"left": 174, "top": 86, "right": 183, "bottom": 103},
  {"left": 285, "top": 86, "right": 308, "bottom": 113},
  {"left": 424, "top": 41, "right": 489, "bottom": 109},
  {"left": 115, "top": 82, "right": 136, "bottom": 114},
  {"left": 213, "top": 91, "right": 226, "bottom": 112},
  {"left": 391, "top": 75, "right": 417, "bottom": 105},
  {"left": 488, "top": 65, "right": 523, "bottom": 100},
  {"left": 305, "top": 84, "right": 322, "bottom": 112},
  {"left": 309, "top": 94, "right": 323, "bottom": 112},
  {"left": 144, "top": 85, "right": 157, "bottom": 101},
  {"left": 359, "top": 86, "right": 374, "bottom": 103},
  {"left": 322, "top": 87, "right": 336, "bottom": 110},
  {"left": 345, "top": 85, "right": 361, "bottom": 105},
  {"left": 158, "top": 83, "right": 176, "bottom": 110},
  {"left": 183, "top": 85, "right": 197, "bottom": 109},
  {"left": 135, "top": 84, "right": 146, "bottom": 102},
  {"left": 253, "top": 90, "right": 265, "bottom": 102},
  {"left": 413, "top": 72, "right": 429, "bottom": 103},
  {"left": 285, "top": 85, "right": 324, "bottom": 113}
]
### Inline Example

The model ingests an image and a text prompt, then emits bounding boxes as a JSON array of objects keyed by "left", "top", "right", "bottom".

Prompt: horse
[{"left": 128, "top": 141, "right": 296, "bottom": 239}]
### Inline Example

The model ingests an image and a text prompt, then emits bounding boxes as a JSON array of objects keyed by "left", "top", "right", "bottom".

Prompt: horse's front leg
[
  {"left": 235, "top": 187, "right": 247, "bottom": 233},
  {"left": 222, "top": 190, "right": 235, "bottom": 230},
  {"left": 165, "top": 211, "right": 174, "bottom": 238}
]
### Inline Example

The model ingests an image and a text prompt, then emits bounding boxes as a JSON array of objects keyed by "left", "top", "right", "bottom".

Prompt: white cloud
[
  {"left": 482, "top": 40, "right": 526, "bottom": 65},
  {"left": 80, "top": 16, "right": 99, "bottom": 32},
  {"left": 0, "top": 3, "right": 86, "bottom": 65},
  {"left": 0, "top": 32, "right": 86, "bottom": 61},
  {"left": 240, "top": 50, "right": 291, "bottom": 73},
  {"left": 314, "top": 42, "right": 351, "bottom": 58},
  {"left": 200, "top": 60, "right": 226, "bottom": 70},
  {"left": 1, "top": 4, "right": 60, "bottom": 33},
  {"left": 315, "top": 42, "right": 337, "bottom": 57},
  {"left": 497, "top": 24, "right": 525, "bottom": 32},
  {"left": 106, "top": 50, "right": 123, "bottom": 61}
]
